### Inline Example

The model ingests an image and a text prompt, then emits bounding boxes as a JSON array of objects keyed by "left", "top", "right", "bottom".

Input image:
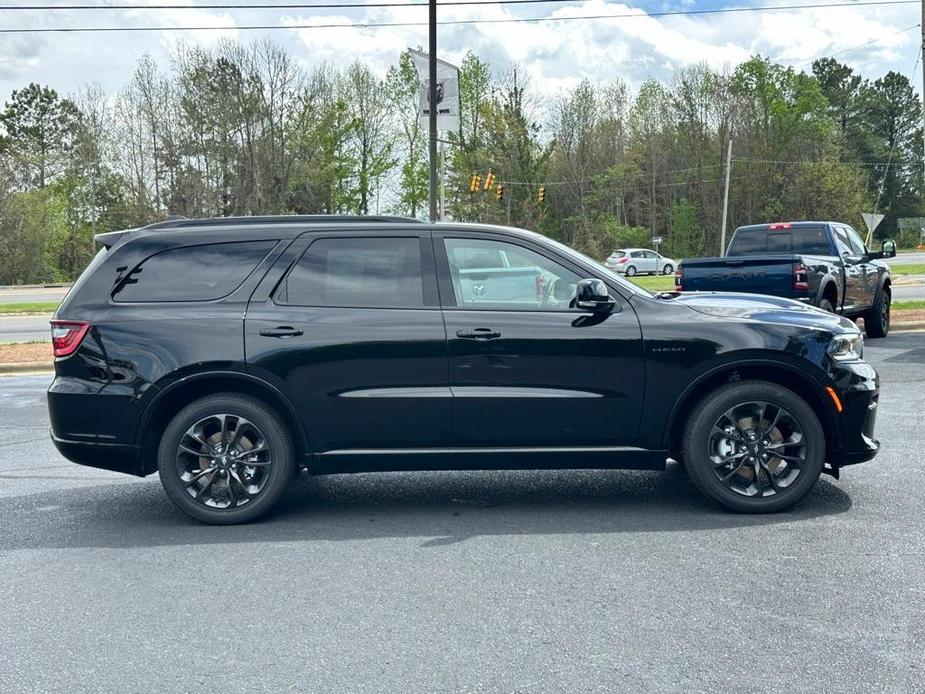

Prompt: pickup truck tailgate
[{"left": 681, "top": 254, "right": 796, "bottom": 294}]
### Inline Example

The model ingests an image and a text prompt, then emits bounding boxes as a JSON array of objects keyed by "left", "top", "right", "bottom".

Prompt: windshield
[{"left": 540, "top": 236, "right": 653, "bottom": 297}]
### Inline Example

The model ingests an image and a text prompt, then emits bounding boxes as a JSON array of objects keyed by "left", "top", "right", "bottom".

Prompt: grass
[
  {"left": 894, "top": 300, "right": 925, "bottom": 311},
  {"left": 0, "top": 301, "right": 60, "bottom": 314},
  {"left": 887, "top": 263, "right": 925, "bottom": 276},
  {"left": 625, "top": 274, "right": 676, "bottom": 291}
]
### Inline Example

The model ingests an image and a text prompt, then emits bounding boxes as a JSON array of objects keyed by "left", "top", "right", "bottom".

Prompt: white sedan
[{"left": 605, "top": 248, "right": 677, "bottom": 276}]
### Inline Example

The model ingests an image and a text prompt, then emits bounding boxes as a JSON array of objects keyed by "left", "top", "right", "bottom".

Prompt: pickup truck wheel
[
  {"left": 818, "top": 298, "right": 834, "bottom": 313},
  {"left": 682, "top": 380, "right": 824, "bottom": 513},
  {"left": 157, "top": 393, "right": 296, "bottom": 525},
  {"left": 662, "top": 264, "right": 674, "bottom": 275},
  {"left": 625, "top": 265, "right": 637, "bottom": 276},
  {"left": 863, "top": 290, "right": 890, "bottom": 338}
]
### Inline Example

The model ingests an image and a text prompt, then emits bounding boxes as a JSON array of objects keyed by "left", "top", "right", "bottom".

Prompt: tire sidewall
[
  {"left": 683, "top": 381, "right": 825, "bottom": 513},
  {"left": 157, "top": 394, "right": 295, "bottom": 524},
  {"left": 818, "top": 298, "right": 834, "bottom": 313},
  {"left": 663, "top": 264, "right": 673, "bottom": 275},
  {"left": 865, "top": 290, "right": 890, "bottom": 338},
  {"left": 626, "top": 265, "right": 636, "bottom": 276}
]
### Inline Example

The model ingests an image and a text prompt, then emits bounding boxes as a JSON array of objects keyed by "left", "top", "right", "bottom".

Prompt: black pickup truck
[{"left": 675, "top": 221, "right": 896, "bottom": 338}]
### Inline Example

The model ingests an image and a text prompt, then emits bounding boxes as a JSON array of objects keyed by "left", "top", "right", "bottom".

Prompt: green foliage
[{"left": 0, "top": 45, "right": 920, "bottom": 284}]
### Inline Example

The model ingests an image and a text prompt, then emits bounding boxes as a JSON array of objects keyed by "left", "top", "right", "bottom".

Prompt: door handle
[
  {"left": 259, "top": 326, "right": 303, "bottom": 338},
  {"left": 456, "top": 328, "right": 501, "bottom": 340}
]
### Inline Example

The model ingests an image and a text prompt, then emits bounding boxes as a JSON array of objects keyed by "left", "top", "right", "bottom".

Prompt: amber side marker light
[{"left": 825, "top": 386, "right": 843, "bottom": 413}]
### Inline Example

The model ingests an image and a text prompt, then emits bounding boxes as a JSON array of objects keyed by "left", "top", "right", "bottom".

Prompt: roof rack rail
[{"left": 141, "top": 214, "right": 423, "bottom": 230}]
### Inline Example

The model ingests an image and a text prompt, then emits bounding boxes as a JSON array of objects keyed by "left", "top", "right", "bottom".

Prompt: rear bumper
[
  {"left": 51, "top": 431, "right": 144, "bottom": 476},
  {"left": 48, "top": 375, "right": 148, "bottom": 476}
]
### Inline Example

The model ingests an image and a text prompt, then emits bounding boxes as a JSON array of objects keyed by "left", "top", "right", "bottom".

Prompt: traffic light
[
  {"left": 484, "top": 171, "right": 495, "bottom": 191},
  {"left": 469, "top": 174, "right": 481, "bottom": 193},
  {"left": 496, "top": 184, "right": 504, "bottom": 202},
  {"left": 537, "top": 186, "right": 546, "bottom": 203}
]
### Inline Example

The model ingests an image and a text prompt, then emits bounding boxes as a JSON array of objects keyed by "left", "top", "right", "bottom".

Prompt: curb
[
  {"left": 0, "top": 361, "right": 53, "bottom": 375},
  {"left": 892, "top": 321, "right": 925, "bottom": 332}
]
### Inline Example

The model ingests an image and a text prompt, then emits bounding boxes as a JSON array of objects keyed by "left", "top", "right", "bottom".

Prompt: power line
[
  {"left": 0, "top": 0, "right": 916, "bottom": 9},
  {"left": 782, "top": 23, "right": 921, "bottom": 68},
  {"left": 0, "top": 0, "right": 916, "bottom": 33}
]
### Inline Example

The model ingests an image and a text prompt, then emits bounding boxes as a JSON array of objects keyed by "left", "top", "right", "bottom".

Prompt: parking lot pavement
[{"left": 1, "top": 333, "right": 923, "bottom": 693}]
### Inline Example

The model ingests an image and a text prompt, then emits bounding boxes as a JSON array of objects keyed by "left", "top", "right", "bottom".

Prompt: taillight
[
  {"left": 674, "top": 266, "right": 683, "bottom": 291},
  {"left": 793, "top": 263, "right": 809, "bottom": 291},
  {"left": 769, "top": 222, "right": 793, "bottom": 230},
  {"left": 50, "top": 320, "right": 90, "bottom": 358},
  {"left": 617, "top": 257, "right": 628, "bottom": 264}
]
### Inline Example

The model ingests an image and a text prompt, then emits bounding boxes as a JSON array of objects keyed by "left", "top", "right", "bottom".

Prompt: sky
[{"left": 0, "top": 0, "right": 919, "bottom": 102}]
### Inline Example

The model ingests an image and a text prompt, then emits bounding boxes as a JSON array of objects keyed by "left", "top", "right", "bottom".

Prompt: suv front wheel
[
  {"left": 682, "top": 380, "right": 825, "bottom": 513},
  {"left": 157, "top": 393, "right": 296, "bottom": 524}
]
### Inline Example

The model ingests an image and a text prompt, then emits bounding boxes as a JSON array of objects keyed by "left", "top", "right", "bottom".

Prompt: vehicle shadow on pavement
[{"left": 0, "top": 464, "right": 852, "bottom": 550}]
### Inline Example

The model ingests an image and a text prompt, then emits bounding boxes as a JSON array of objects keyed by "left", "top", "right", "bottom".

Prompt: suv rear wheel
[
  {"left": 157, "top": 393, "right": 296, "bottom": 524},
  {"left": 682, "top": 380, "right": 824, "bottom": 513}
]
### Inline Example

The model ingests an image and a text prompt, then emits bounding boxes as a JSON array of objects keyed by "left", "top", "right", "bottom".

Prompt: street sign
[{"left": 651, "top": 236, "right": 663, "bottom": 245}]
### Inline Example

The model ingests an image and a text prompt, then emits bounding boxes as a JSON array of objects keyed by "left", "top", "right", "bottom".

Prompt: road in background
[
  {"left": 0, "top": 315, "right": 50, "bottom": 343},
  {"left": 0, "top": 286, "right": 68, "bottom": 305},
  {"left": 889, "top": 251, "right": 925, "bottom": 265},
  {"left": 0, "top": 333, "right": 923, "bottom": 692}
]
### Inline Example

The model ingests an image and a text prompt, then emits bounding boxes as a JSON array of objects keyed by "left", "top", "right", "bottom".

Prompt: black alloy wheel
[
  {"left": 158, "top": 393, "right": 295, "bottom": 524},
  {"left": 682, "top": 380, "right": 825, "bottom": 513}
]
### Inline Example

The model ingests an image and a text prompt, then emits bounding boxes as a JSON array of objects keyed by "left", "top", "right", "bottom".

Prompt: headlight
[{"left": 828, "top": 332, "right": 864, "bottom": 362}]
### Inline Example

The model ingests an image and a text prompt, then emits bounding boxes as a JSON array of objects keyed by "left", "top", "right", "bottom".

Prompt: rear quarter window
[{"left": 112, "top": 240, "right": 276, "bottom": 302}]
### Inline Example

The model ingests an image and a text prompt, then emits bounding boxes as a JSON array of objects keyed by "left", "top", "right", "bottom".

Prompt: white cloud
[{"left": 0, "top": 0, "right": 918, "bottom": 103}]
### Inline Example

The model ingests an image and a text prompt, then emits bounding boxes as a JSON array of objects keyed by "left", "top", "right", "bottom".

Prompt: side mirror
[
  {"left": 574, "top": 278, "right": 615, "bottom": 312},
  {"left": 867, "top": 240, "right": 896, "bottom": 260}
]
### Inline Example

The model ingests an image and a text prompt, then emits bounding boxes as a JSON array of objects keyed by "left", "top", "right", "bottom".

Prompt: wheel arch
[
  {"left": 665, "top": 360, "right": 840, "bottom": 466},
  {"left": 136, "top": 371, "right": 310, "bottom": 476},
  {"left": 817, "top": 277, "right": 839, "bottom": 308}
]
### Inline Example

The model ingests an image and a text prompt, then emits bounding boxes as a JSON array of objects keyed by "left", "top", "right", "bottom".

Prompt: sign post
[
  {"left": 409, "top": 45, "right": 460, "bottom": 222},
  {"left": 651, "top": 236, "right": 663, "bottom": 255}
]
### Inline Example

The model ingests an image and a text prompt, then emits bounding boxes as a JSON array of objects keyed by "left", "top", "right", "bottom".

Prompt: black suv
[{"left": 48, "top": 216, "right": 880, "bottom": 524}]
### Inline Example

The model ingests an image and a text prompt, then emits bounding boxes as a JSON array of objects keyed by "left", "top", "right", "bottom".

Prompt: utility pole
[
  {"left": 428, "top": 0, "right": 439, "bottom": 222},
  {"left": 921, "top": 0, "right": 924, "bottom": 180},
  {"left": 720, "top": 139, "right": 733, "bottom": 257}
]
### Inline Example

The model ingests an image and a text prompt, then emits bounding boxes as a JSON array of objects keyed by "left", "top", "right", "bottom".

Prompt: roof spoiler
[{"left": 94, "top": 229, "right": 130, "bottom": 248}]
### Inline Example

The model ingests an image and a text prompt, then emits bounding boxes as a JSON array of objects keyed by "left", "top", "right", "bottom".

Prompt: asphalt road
[
  {"left": 1, "top": 333, "right": 924, "bottom": 692},
  {"left": 0, "top": 315, "right": 51, "bottom": 343},
  {"left": 0, "top": 285, "right": 68, "bottom": 305}
]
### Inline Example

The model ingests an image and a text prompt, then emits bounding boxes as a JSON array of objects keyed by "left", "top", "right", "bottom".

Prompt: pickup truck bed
[{"left": 675, "top": 221, "right": 895, "bottom": 338}]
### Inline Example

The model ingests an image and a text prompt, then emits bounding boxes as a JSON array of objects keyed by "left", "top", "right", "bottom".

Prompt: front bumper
[{"left": 830, "top": 360, "right": 880, "bottom": 467}]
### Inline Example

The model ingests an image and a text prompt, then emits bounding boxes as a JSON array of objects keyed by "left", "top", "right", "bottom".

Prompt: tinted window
[
  {"left": 280, "top": 237, "right": 424, "bottom": 308},
  {"left": 444, "top": 238, "right": 581, "bottom": 310},
  {"left": 113, "top": 240, "right": 275, "bottom": 302},
  {"left": 610, "top": 251, "right": 626, "bottom": 259},
  {"left": 727, "top": 226, "right": 831, "bottom": 256},
  {"left": 844, "top": 226, "right": 867, "bottom": 255},
  {"left": 832, "top": 226, "right": 853, "bottom": 254}
]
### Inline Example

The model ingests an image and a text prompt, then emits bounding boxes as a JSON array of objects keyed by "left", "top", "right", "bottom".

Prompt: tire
[
  {"left": 625, "top": 265, "right": 637, "bottom": 276},
  {"left": 157, "top": 393, "right": 296, "bottom": 524},
  {"left": 818, "top": 297, "right": 834, "bottom": 313},
  {"left": 681, "top": 380, "right": 825, "bottom": 513},
  {"left": 864, "top": 289, "right": 890, "bottom": 339},
  {"left": 662, "top": 264, "right": 674, "bottom": 275}
]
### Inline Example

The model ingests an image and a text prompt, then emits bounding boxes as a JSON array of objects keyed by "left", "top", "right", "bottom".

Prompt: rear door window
[
  {"left": 113, "top": 240, "right": 276, "bottom": 302},
  {"left": 277, "top": 237, "right": 425, "bottom": 308}
]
